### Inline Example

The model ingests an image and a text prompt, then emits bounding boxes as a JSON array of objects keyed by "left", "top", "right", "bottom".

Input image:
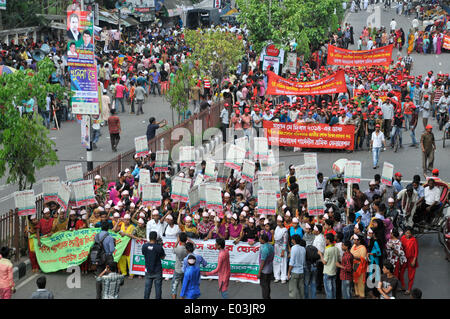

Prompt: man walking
[
  {"left": 142, "top": 231, "right": 166, "bottom": 299},
  {"left": 135, "top": 82, "right": 148, "bottom": 115},
  {"left": 172, "top": 232, "right": 188, "bottom": 299},
  {"left": 420, "top": 125, "right": 436, "bottom": 174},
  {"left": 318, "top": 233, "right": 340, "bottom": 299},
  {"left": 370, "top": 124, "right": 386, "bottom": 169},
  {"left": 258, "top": 233, "right": 274, "bottom": 299},
  {"left": 335, "top": 240, "right": 354, "bottom": 299},
  {"left": 94, "top": 222, "right": 116, "bottom": 299},
  {"left": 287, "top": 235, "right": 306, "bottom": 299},
  {"left": 204, "top": 238, "right": 230, "bottom": 299},
  {"left": 108, "top": 109, "right": 121, "bottom": 152}
]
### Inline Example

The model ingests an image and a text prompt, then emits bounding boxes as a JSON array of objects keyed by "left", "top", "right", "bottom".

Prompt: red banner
[
  {"left": 353, "top": 89, "right": 401, "bottom": 102},
  {"left": 444, "top": 35, "right": 450, "bottom": 50},
  {"left": 266, "top": 70, "right": 347, "bottom": 96},
  {"left": 327, "top": 44, "right": 393, "bottom": 66},
  {"left": 263, "top": 121, "right": 355, "bottom": 150}
]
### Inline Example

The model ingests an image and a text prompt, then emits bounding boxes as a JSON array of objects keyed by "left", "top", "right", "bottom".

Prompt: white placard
[{"left": 65, "top": 163, "right": 83, "bottom": 183}]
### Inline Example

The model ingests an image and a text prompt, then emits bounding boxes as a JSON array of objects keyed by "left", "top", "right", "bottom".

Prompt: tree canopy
[
  {"left": 0, "top": 57, "right": 69, "bottom": 190},
  {"left": 235, "top": 0, "right": 344, "bottom": 59}
]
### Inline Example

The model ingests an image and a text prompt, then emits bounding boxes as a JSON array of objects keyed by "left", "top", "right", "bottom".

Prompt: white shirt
[
  {"left": 424, "top": 186, "right": 440, "bottom": 206},
  {"left": 313, "top": 233, "right": 326, "bottom": 254},
  {"left": 390, "top": 20, "right": 397, "bottom": 30},
  {"left": 163, "top": 222, "right": 180, "bottom": 238},
  {"left": 146, "top": 219, "right": 164, "bottom": 241},
  {"left": 371, "top": 131, "right": 385, "bottom": 148}
]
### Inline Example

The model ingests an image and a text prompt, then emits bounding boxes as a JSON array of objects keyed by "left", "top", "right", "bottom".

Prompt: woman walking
[{"left": 351, "top": 234, "right": 368, "bottom": 298}]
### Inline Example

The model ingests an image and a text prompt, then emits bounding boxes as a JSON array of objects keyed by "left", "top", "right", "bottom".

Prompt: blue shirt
[
  {"left": 151, "top": 71, "right": 160, "bottom": 83},
  {"left": 142, "top": 242, "right": 166, "bottom": 275},
  {"left": 96, "top": 231, "right": 115, "bottom": 255},
  {"left": 356, "top": 209, "right": 371, "bottom": 228},
  {"left": 180, "top": 265, "right": 201, "bottom": 299},
  {"left": 393, "top": 180, "right": 403, "bottom": 193},
  {"left": 289, "top": 244, "right": 306, "bottom": 274},
  {"left": 259, "top": 243, "right": 274, "bottom": 274},
  {"left": 289, "top": 226, "right": 303, "bottom": 239},
  {"left": 182, "top": 253, "right": 208, "bottom": 273}
]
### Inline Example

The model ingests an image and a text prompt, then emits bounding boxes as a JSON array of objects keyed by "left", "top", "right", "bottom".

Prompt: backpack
[{"left": 90, "top": 232, "right": 109, "bottom": 265}]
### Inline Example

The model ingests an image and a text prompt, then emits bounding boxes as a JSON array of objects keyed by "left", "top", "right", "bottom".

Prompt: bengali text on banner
[{"left": 327, "top": 44, "right": 393, "bottom": 66}]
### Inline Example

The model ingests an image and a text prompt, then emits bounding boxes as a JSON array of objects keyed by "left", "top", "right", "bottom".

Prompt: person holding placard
[{"left": 35, "top": 208, "right": 55, "bottom": 248}]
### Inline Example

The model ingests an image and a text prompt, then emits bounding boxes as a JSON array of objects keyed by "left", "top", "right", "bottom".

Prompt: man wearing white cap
[
  {"left": 235, "top": 179, "right": 251, "bottom": 200},
  {"left": 355, "top": 200, "right": 371, "bottom": 228},
  {"left": 146, "top": 210, "right": 164, "bottom": 242},
  {"left": 289, "top": 217, "right": 303, "bottom": 241},
  {"left": 274, "top": 215, "right": 288, "bottom": 283},
  {"left": 364, "top": 180, "right": 381, "bottom": 202}
]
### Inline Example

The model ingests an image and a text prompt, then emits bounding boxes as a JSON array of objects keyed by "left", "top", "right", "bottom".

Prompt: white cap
[
  {"left": 282, "top": 204, "right": 287, "bottom": 210},
  {"left": 240, "top": 212, "right": 246, "bottom": 217},
  {"left": 277, "top": 215, "right": 283, "bottom": 221},
  {"left": 152, "top": 210, "right": 159, "bottom": 215},
  {"left": 353, "top": 234, "right": 359, "bottom": 240},
  {"left": 69, "top": 210, "right": 76, "bottom": 215},
  {"left": 369, "top": 180, "right": 376, "bottom": 185},
  {"left": 210, "top": 211, "right": 216, "bottom": 217},
  {"left": 194, "top": 214, "right": 201, "bottom": 220},
  {"left": 130, "top": 203, "right": 135, "bottom": 208},
  {"left": 368, "top": 228, "right": 374, "bottom": 234},
  {"left": 243, "top": 206, "right": 249, "bottom": 211},
  {"left": 122, "top": 190, "right": 129, "bottom": 195},
  {"left": 388, "top": 197, "right": 395, "bottom": 203},
  {"left": 189, "top": 167, "right": 195, "bottom": 171},
  {"left": 118, "top": 201, "right": 124, "bottom": 206},
  {"left": 95, "top": 175, "right": 101, "bottom": 179},
  {"left": 328, "top": 207, "right": 333, "bottom": 213},
  {"left": 139, "top": 212, "right": 146, "bottom": 218},
  {"left": 108, "top": 200, "right": 113, "bottom": 205},
  {"left": 202, "top": 212, "right": 209, "bottom": 217},
  {"left": 313, "top": 225, "right": 319, "bottom": 232},
  {"left": 285, "top": 211, "right": 291, "bottom": 217},
  {"left": 292, "top": 217, "right": 299, "bottom": 223},
  {"left": 240, "top": 179, "right": 246, "bottom": 184},
  {"left": 105, "top": 204, "right": 111, "bottom": 209},
  {"left": 260, "top": 214, "right": 266, "bottom": 219},
  {"left": 166, "top": 214, "right": 173, "bottom": 220},
  {"left": 214, "top": 216, "right": 220, "bottom": 222},
  {"left": 43, "top": 208, "right": 50, "bottom": 213},
  {"left": 113, "top": 212, "right": 120, "bottom": 218},
  {"left": 114, "top": 206, "right": 119, "bottom": 210},
  {"left": 232, "top": 213, "right": 238, "bottom": 220},
  {"left": 208, "top": 209, "right": 214, "bottom": 214},
  {"left": 324, "top": 213, "right": 329, "bottom": 220},
  {"left": 185, "top": 216, "right": 192, "bottom": 222},
  {"left": 124, "top": 214, "right": 131, "bottom": 219},
  {"left": 224, "top": 192, "right": 230, "bottom": 198},
  {"left": 97, "top": 207, "right": 104, "bottom": 212},
  {"left": 59, "top": 207, "right": 66, "bottom": 213},
  {"left": 30, "top": 214, "right": 36, "bottom": 220},
  {"left": 179, "top": 172, "right": 185, "bottom": 177},
  {"left": 305, "top": 223, "right": 311, "bottom": 229},
  {"left": 264, "top": 219, "right": 269, "bottom": 225},
  {"left": 249, "top": 217, "right": 255, "bottom": 223},
  {"left": 364, "top": 200, "right": 370, "bottom": 206},
  {"left": 226, "top": 213, "right": 232, "bottom": 219},
  {"left": 138, "top": 218, "right": 145, "bottom": 224},
  {"left": 82, "top": 215, "right": 87, "bottom": 220}
]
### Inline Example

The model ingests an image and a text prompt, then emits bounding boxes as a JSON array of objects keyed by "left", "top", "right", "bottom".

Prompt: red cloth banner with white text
[
  {"left": 443, "top": 35, "right": 450, "bottom": 50},
  {"left": 327, "top": 44, "right": 393, "bottom": 66},
  {"left": 266, "top": 70, "right": 348, "bottom": 96},
  {"left": 263, "top": 121, "right": 355, "bottom": 150}
]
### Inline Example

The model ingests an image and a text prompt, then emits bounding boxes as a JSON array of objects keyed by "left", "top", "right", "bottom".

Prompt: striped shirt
[
  {"left": 96, "top": 272, "right": 125, "bottom": 299},
  {"left": 203, "top": 79, "right": 210, "bottom": 88}
]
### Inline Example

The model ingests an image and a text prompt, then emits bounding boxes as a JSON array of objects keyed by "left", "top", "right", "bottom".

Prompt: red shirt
[
  {"left": 36, "top": 218, "right": 54, "bottom": 235},
  {"left": 108, "top": 115, "right": 121, "bottom": 134}
]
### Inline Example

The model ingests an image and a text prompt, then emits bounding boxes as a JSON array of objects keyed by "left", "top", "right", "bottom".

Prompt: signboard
[
  {"left": 344, "top": 161, "right": 362, "bottom": 184},
  {"left": 65, "top": 163, "right": 83, "bottom": 183},
  {"left": 0, "top": 0, "right": 6, "bottom": 10},
  {"left": 205, "top": 185, "right": 223, "bottom": 214},
  {"left": 141, "top": 183, "right": 162, "bottom": 207},
  {"left": 14, "top": 190, "right": 36, "bottom": 216},
  {"left": 257, "top": 190, "right": 277, "bottom": 215},
  {"left": 69, "top": 66, "right": 99, "bottom": 115},
  {"left": 57, "top": 183, "right": 72, "bottom": 211},
  {"left": 272, "top": 162, "right": 286, "bottom": 185},
  {"left": 266, "top": 70, "right": 347, "bottom": 96},
  {"left": 262, "top": 55, "right": 281, "bottom": 75},
  {"left": 171, "top": 177, "right": 191, "bottom": 202},
  {"left": 327, "top": 44, "right": 393, "bottom": 66},
  {"left": 135, "top": 135, "right": 149, "bottom": 157},
  {"left": 284, "top": 52, "right": 297, "bottom": 74},
  {"left": 189, "top": 186, "right": 200, "bottom": 212},
  {"left": 204, "top": 159, "right": 216, "bottom": 180},
  {"left": 216, "top": 162, "right": 231, "bottom": 184},
  {"left": 155, "top": 150, "right": 169, "bottom": 172},
  {"left": 381, "top": 162, "right": 394, "bottom": 186},
  {"left": 72, "top": 180, "right": 97, "bottom": 207},
  {"left": 179, "top": 146, "right": 196, "bottom": 167},
  {"left": 253, "top": 137, "right": 269, "bottom": 161},
  {"left": 225, "top": 143, "right": 246, "bottom": 171},
  {"left": 81, "top": 115, "right": 90, "bottom": 148},
  {"left": 66, "top": 10, "right": 95, "bottom": 67},
  {"left": 306, "top": 190, "right": 324, "bottom": 215},
  {"left": 42, "top": 177, "right": 61, "bottom": 203},
  {"left": 297, "top": 175, "right": 317, "bottom": 199},
  {"left": 241, "top": 160, "right": 256, "bottom": 183},
  {"left": 263, "top": 121, "right": 355, "bottom": 150},
  {"left": 129, "top": 238, "right": 261, "bottom": 283},
  {"left": 444, "top": 35, "right": 450, "bottom": 50}
]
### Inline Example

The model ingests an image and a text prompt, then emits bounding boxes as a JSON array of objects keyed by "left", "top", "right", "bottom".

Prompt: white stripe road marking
[{"left": 15, "top": 273, "right": 38, "bottom": 290}]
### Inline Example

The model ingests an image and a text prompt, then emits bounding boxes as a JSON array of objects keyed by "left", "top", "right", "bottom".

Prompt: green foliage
[
  {"left": 184, "top": 28, "right": 245, "bottom": 88},
  {"left": 165, "top": 63, "right": 195, "bottom": 125},
  {"left": 236, "top": 0, "right": 344, "bottom": 55},
  {"left": 0, "top": 57, "right": 70, "bottom": 190},
  {"left": 1, "top": 0, "right": 45, "bottom": 29}
]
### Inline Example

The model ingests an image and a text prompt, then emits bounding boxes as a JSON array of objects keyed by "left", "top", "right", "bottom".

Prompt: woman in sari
[
  {"left": 416, "top": 33, "right": 424, "bottom": 53},
  {"left": 351, "top": 234, "right": 368, "bottom": 298},
  {"left": 436, "top": 33, "right": 443, "bottom": 54},
  {"left": 407, "top": 30, "right": 415, "bottom": 54}
]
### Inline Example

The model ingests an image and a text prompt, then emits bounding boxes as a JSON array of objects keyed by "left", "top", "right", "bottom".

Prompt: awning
[{"left": 98, "top": 10, "right": 140, "bottom": 27}]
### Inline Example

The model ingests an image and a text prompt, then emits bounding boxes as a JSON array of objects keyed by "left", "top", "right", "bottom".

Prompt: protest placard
[
  {"left": 235, "top": 137, "right": 251, "bottom": 158},
  {"left": 154, "top": 150, "right": 169, "bottom": 172},
  {"left": 272, "top": 162, "right": 287, "bottom": 184},
  {"left": 14, "top": 190, "right": 36, "bottom": 216},
  {"left": 65, "top": 163, "right": 83, "bottom": 183},
  {"left": 225, "top": 143, "right": 246, "bottom": 171},
  {"left": 42, "top": 177, "right": 60, "bottom": 203},
  {"left": 216, "top": 162, "right": 231, "bottom": 184},
  {"left": 204, "top": 159, "right": 216, "bottom": 179},
  {"left": 257, "top": 190, "right": 277, "bottom": 215},
  {"left": 304, "top": 152, "right": 318, "bottom": 171},
  {"left": 179, "top": 146, "right": 196, "bottom": 167},
  {"left": 57, "top": 182, "right": 72, "bottom": 211},
  {"left": 206, "top": 184, "right": 223, "bottom": 213},
  {"left": 253, "top": 137, "right": 269, "bottom": 161},
  {"left": 307, "top": 190, "right": 324, "bottom": 215},
  {"left": 344, "top": 160, "right": 361, "bottom": 184},
  {"left": 189, "top": 186, "right": 200, "bottom": 211},
  {"left": 171, "top": 177, "right": 191, "bottom": 202},
  {"left": 72, "top": 180, "right": 97, "bottom": 207},
  {"left": 381, "top": 162, "right": 394, "bottom": 186},
  {"left": 241, "top": 159, "right": 256, "bottom": 183},
  {"left": 141, "top": 183, "right": 162, "bottom": 206},
  {"left": 260, "top": 176, "right": 281, "bottom": 198},
  {"left": 297, "top": 175, "right": 317, "bottom": 199},
  {"left": 135, "top": 135, "right": 149, "bottom": 157},
  {"left": 295, "top": 164, "right": 317, "bottom": 178}
]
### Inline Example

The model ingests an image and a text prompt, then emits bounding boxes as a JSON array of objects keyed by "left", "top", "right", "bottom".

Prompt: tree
[
  {"left": 184, "top": 28, "right": 245, "bottom": 90},
  {"left": 1, "top": 0, "right": 45, "bottom": 29},
  {"left": 0, "top": 57, "right": 70, "bottom": 191},
  {"left": 235, "top": 0, "right": 344, "bottom": 59},
  {"left": 165, "top": 63, "right": 196, "bottom": 126}
]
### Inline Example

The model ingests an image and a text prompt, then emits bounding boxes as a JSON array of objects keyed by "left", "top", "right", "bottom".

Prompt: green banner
[{"left": 33, "top": 228, "right": 130, "bottom": 273}]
